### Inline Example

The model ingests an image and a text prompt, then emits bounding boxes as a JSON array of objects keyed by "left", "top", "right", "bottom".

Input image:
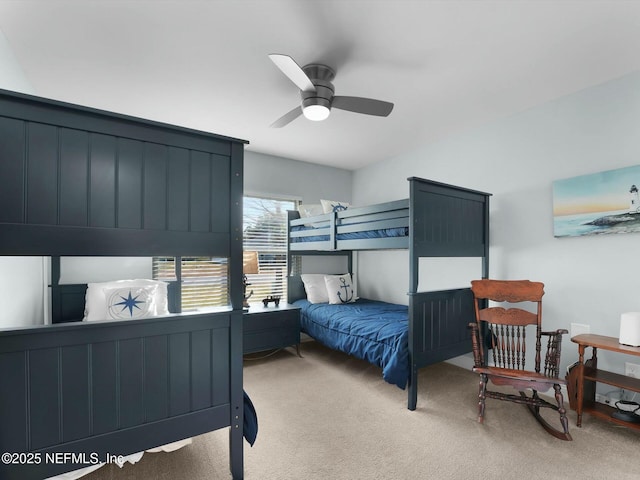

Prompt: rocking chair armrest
[
  {"left": 541, "top": 329, "right": 568, "bottom": 377},
  {"left": 541, "top": 328, "right": 569, "bottom": 339}
]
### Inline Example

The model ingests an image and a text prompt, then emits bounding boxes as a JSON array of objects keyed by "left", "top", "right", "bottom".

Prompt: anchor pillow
[{"left": 325, "top": 273, "right": 358, "bottom": 304}]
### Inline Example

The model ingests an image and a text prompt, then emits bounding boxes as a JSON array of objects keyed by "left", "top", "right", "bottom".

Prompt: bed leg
[
  {"left": 408, "top": 365, "right": 418, "bottom": 410},
  {"left": 229, "top": 420, "right": 244, "bottom": 479}
]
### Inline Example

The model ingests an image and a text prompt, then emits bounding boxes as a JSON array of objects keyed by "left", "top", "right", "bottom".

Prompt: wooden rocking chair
[{"left": 469, "top": 279, "right": 572, "bottom": 440}]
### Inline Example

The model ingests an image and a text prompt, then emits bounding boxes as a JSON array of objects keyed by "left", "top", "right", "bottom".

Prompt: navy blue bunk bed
[
  {"left": 0, "top": 89, "right": 252, "bottom": 479},
  {"left": 287, "top": 177, "right": 491, "bottom": 410}
]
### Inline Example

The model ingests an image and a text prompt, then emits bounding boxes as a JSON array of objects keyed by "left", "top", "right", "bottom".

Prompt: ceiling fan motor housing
[{"left": 301, "top": 64, "right": 335, "bottom": 109}]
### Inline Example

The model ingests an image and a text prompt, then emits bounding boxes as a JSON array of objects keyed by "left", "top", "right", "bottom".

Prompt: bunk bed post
[
  {"left": 287, "top": 210, "right": 296, "bottom": 278},
  {"left": 229, "top": 141, "right": 245, "bottom": 479},
  {"left": 407, "top": 178, "right": 419, "bottom": 411},
  {"left": 286, "top": 210, "right": 297, "bottom": 305},
  {"left": 329, "top": 211, "right": 337, "bottom": 249},
  {"left": 173, "top": 256, "right": 183, "bottom": 313},
  {"left": 482, "top": 196, "right": 490, "bottom": 279},
  {"left": 480, "top": 193, "right": 491, "bottom": 366},
  {"left": 51, "top": 256, "right": 61, "bottom": 284}
]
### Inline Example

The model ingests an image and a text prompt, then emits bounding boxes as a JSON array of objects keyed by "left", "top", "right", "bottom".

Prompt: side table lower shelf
[
  {"left": 570, "top": 333, "right": 640, "bottom": 431},
  {"left": 582, "top": 402, "right": 640, "bottom": 429}
]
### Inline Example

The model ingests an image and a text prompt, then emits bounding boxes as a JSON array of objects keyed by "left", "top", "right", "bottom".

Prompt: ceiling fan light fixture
[
  {"left": 302, "top": 96, "right": 331, "bottom": 122},
  {"left": 303, "top": 104, "right": 330, "bottom": 121}
]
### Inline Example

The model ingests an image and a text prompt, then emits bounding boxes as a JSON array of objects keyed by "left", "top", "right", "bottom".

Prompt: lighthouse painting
[{"left": 553, "top": 164, "right": 640, "bottom": 237}]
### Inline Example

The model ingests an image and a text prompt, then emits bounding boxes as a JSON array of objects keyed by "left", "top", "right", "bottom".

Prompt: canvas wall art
[{"left": 553, "top": 165, "right": 640, "bottom": 237}]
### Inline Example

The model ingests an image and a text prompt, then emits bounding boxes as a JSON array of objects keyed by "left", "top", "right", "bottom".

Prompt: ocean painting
[{"left": 553, "top": 165, "right": 640, "bottom": 237}]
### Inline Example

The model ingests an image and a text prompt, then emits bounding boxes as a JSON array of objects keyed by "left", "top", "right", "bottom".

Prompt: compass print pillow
[{"left": 104, "top": 285, "right": 157, "bottom": 320}]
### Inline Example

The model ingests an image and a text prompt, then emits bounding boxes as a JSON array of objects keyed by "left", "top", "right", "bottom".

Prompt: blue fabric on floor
[{"left": 243, "top": 391, "right": 258, "bottom": 446}]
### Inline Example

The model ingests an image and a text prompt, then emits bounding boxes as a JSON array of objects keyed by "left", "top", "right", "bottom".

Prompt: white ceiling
[{"left": 1, "top": 1, "right": 639, "bottom": 170}]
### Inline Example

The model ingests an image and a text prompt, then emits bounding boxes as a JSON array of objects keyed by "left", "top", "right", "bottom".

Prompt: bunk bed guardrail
[{"left": 289, "top": 199, "right": 410, "bottom": 251}]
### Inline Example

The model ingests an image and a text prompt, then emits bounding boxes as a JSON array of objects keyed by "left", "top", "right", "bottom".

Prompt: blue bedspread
[{"left": 293, "top": 299, "right": 409, "bottom": 389}]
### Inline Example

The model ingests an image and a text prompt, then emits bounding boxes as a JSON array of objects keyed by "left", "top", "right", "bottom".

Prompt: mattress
[
  {"left": 290, "top": 225, "right": 408, "bottom": 243},
  {"left": 293, "top": 298, "right": 410, "bottom": 388}
]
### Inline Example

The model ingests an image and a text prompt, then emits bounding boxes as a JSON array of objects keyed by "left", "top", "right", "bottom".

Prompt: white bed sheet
[{"left": 44, "top": 438, "right": 192, "bottom": 480}]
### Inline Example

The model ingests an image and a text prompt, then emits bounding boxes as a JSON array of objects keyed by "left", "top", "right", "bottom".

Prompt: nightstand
[{"left": 243, "top": 303, "right": 301, "bottom": 355}]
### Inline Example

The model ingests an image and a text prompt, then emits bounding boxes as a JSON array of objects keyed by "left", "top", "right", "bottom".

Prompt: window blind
[
  {"left": 243, "top": 196, "right": 296, "bottom": 304},
  {"left": 153, "top": 256, "right": 229, "bottom": 310},
  {"left": 152, "top": 195, "right": 295, "bottom": 309}
]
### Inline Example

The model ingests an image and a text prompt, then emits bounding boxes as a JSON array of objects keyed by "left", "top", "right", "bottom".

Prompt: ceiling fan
[{"left": 268, "top": 53, "right": 394, "bottom": 128}]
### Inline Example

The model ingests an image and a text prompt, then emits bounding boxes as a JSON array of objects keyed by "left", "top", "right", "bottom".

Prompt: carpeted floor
[{"left": 82, "top": 341, "right": 640, "bottom": 479}]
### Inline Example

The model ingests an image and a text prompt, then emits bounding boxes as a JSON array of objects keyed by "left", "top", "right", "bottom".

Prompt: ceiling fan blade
[
  {"left": 332, "top": 96, "right": 394, "bottom": 117},
  {"left": 268, "top": 54, "right": 316, "bottom": 93},
  {"left": 270, "top": 106, "right": 303, "bottom": 128}
]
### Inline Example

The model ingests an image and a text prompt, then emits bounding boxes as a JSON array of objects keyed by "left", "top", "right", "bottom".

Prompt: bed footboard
[
  {"left": 0, "top": 312, "right": 243, "bottom": 480},
  {"left": 407, "top": 288, "right": 474, "bottom": 410}
]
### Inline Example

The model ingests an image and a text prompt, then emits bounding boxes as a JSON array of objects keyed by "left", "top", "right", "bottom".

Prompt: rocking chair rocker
[{"left": 469, "top": 279, "right": 572, "bottom": 441}]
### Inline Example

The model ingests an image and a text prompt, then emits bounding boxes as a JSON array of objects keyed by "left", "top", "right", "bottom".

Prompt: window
[
  {"left": 243, "top": 195, "right": 296, "bottom": 303},
  {"left": 153, "top": 256, "right": 229, "bottom": 311},
  {"left": 153, "top": 195, "right": 295, "bottom": 310}
]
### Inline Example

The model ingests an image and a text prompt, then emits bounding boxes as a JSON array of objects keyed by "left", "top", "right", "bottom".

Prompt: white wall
[
  {"left": 60, "top": 257, "right": 152, "bottom": 284},
  {"left": 0, "top": 28, "right": 34, "bottom": 94},
  {"left": 0, "top": 29, "right": 42, "bottom": 328},
  {"left": 0, "top": 258, "right": 45, "bottom": 328},
  {"left": 245, "top": 150, "right": 352, "bottom": 204},
  {"left": 353, "top": 71, "right": 640, "bottom": 375}
]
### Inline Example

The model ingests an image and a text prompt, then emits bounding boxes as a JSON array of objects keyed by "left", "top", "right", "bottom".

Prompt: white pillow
[
  {"left": 321, "top": 199, "right": 350, "bottom": 213},
  {"left": 324, "top": 274, "right": 358, "bottom": 304},
  {"left": 300, "top": 274, "right": 329, "bottom": 304},
  {"left": 84, "top": 279, "right": 170, "bottom": 321},
  {"left": 298, "top": 204, "right": 324, "bottom": 218}
]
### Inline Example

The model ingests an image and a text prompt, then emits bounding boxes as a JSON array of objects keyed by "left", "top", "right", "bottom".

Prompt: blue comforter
[{"left": 293, "top": 299, "right": 410, "bottom": 389}]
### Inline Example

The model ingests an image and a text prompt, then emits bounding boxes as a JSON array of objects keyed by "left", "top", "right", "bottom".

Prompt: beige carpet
[{"left": 84, "top": 341, "right": 640, "bottom": 480}]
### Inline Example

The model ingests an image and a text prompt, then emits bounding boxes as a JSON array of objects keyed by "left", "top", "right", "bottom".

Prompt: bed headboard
[
  {"left": 0, "top": 88, "right": 246, "bottom": 258},
  {"left": 287, "top": 251, "right": 353, "bottom": 304},
  {"left": 49, "top": 256, "right": 181, "bottom": 323},
  {"left": 287, "top": 275, "right": 307, "bottom": 304}
]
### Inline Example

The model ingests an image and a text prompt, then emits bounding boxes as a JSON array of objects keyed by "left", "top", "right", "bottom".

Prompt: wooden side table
[
  {"left": 571, "top": 334, "right": 640, "bottom": 429},
  {"left": 243, "top": 303, "right": 301, "bottom": 355}
]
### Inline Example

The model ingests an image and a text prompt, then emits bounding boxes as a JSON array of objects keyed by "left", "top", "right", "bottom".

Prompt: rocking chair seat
[{"left": 473, "top": 366, "right": 567, "bottom": 389}]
